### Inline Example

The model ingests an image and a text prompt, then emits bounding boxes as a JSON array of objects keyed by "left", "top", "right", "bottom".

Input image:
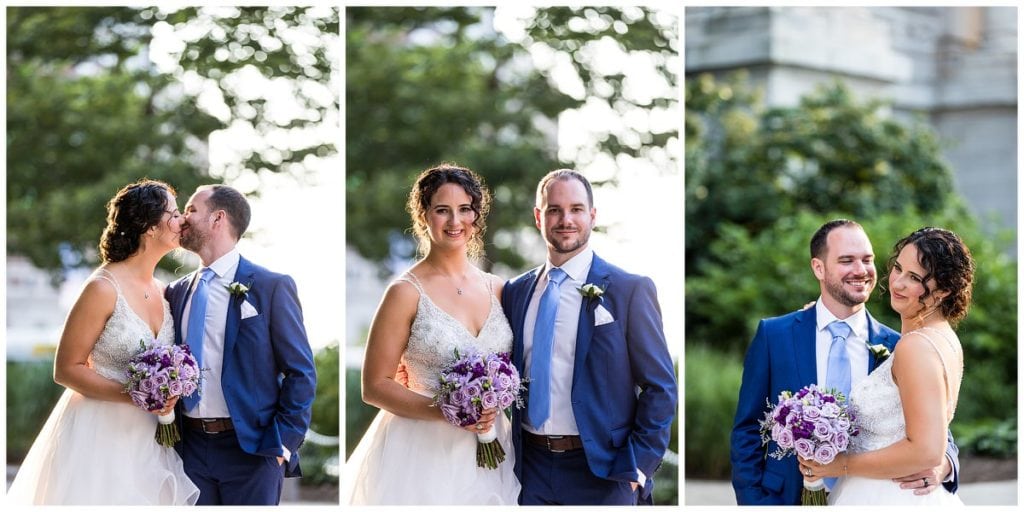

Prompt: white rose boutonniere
[
  {"left": 226, "top": 281, "right": 250, "bottom": 298},
  {"left": 867, "top": 342, "right": 891, "bottom": 363},
  {"left": 579, "top": 283, "right": 605, "bottom": 301}
]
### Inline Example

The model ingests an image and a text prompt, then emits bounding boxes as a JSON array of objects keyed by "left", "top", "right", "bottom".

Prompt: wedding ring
[
  {"left": 805, "top": 468, "right": 811, "bottom": 477},
  {"left": 923, "top": 477, "right": 929, "bottom": 486},
  {"left": 476, "top": 424, "right": 483, "bottom": 430}
]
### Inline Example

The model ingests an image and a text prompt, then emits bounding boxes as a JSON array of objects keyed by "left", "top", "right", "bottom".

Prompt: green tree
[
  {"left": 345, "top": 7, "right": 677, "bottom": 272},
  {"left": 6, "top": 6, "right": 337, "bottom": 276}
]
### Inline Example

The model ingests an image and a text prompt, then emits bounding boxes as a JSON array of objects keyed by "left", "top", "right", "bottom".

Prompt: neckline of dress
[
  {"left": 113, "top": 292, "right": 169, "bottom": 341},
  {"left": 417, "top": 287, "right": 496, "bottom": 340}
]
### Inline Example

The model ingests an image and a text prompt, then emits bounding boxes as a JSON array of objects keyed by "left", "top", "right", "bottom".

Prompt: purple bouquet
[
  {"left": 434, "top": 350, "right": 523, "bottom": 469},
  {"left": 124, "top": 341, "right": 201, "bottom": 446},
  {"left": 759, "top": 384, "right": 859, "bottom": 505}
]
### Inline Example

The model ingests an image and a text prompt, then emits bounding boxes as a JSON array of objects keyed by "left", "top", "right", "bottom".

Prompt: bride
[
  {"left": 800, "top": 227, "right": 973, "bottom": 505},
  {"left": 342, "top": 164, "right": 521, "bottom": 505},
  {"left": 7, "top": 180, "right": 199, "bottom": 505}
]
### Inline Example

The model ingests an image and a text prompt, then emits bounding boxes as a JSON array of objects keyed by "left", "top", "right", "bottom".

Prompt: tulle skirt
[
  {"left": 829, "top": 475, "right": 964, "bottom": 506},
  {"left": 342, "top": 409, "right": 521, "bottom": 505},
  {"left": 7, "top": 389, "right": 199, "bottom": 505}
]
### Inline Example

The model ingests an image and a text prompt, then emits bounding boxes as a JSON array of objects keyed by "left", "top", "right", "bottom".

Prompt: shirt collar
[
  {"left": 815, "top": 297, "right": 868, "bottom": 339},
  {"left": 204, "top": 247, "right": 241, "bottom": 280},
  {"left": 543, "top": 246, "right": 594, "bottom": 284}
]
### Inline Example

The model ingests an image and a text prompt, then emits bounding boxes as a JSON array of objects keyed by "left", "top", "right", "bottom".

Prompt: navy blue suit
[
  {"left": 503, "top": 254, "right": 677, "bottom": 504},
  {"left": 730, "top": 306, "right": 960, "bottom": 504},
  {"left": 167, "top": 256, "right": 317, "bottom": 504}
]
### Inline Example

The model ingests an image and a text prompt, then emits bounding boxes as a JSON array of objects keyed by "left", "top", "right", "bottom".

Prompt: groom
[
  {"left": 503, "top": 170, "right": 677, "bottom": 505},
  {"left": 167, "top": 184, "right": 317, "bottom": 505},
  {"left": 730, "top": 219, "right": 959, "bottom": 504}
]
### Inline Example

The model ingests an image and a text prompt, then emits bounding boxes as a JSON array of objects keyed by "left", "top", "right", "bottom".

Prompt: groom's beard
[
  {"left": 546, "top": 227, "right": 591, "bottom": 254},
  {"left": 824, "top": 274, "right": 874, "bottom": 308},
  {"left": 179, "top": 227, "right": 208, "bottom": 252}
]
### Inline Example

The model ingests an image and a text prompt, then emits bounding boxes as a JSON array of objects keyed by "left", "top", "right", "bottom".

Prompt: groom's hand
[
  {"left": 276, "top": 456, "right": 285, "bottom": 466},
  {"left": 630, "top": 482, "right": 639, "bottom": 492},
  {"left": 893, "top": 456, "right": 951, "bottom": 495}
]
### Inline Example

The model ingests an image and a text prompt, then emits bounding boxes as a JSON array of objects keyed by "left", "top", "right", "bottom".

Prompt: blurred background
[
  {"left": 344, "top": 6, "right": 681, "bottom": 505},
  {"left": 684, "top": 6, "right": 1017, "bottom": 505},
  {"left": 6, "top": 6, "right": 340, "bottom": 503}
]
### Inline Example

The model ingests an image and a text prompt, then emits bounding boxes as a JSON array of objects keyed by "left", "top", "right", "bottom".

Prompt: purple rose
[
  {"left": 835, "top": 415, "right": 851, "bottom": 432},
  {"left": 139, "top": 377, "right": 156, "bottom": 393},
  {"left": 775, "top": 428, "right": 795, "bottom": 449},
  {"left": 794, "top": 438, "right": 815, "bottom": 459},
  {"left": 465, "top": 382, "right": 482, "bottom": 397},
  {"left": 820, "top": 402, "right": 841, "bottom": 418},
  {"left": 803, "top": 406, "right": 822, "bottom": 420},
  {"left": 167, "top": 380, "right": 184, "bottom": 396},
  {"left": 813, "top": 420, "right": 834, "bottom": 442},
  {"left": 481, "top": 391, "right": 499, "bottom": 409},
  {"left": 814, "top": 443, "right": 837, "bottom": 464},
  {"left": 833, "top": 431, "right": 850, "bottom": 451},
  {"left": 498, "top": 393, "right": 515, "bottom": 409}
]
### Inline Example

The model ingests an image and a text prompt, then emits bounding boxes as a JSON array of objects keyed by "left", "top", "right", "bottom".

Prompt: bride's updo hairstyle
[
  {"left": 406, "top": 163, "right": 491, "bottom": 259},
  {"left": 886, "top": 227, "right": 975, "bottom": 326},
  {"left": 99, "top": 180, "right": 176, "bottom": 263}
]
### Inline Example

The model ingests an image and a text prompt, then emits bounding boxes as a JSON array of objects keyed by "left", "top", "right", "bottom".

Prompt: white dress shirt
[
  {"left": 814, "top": 299, "right": 870, "bottom": 389},
  {"left": 523, "top": 247, "right": 593, "bottom": 436},
  {"left": 182, "top": 248, "right": 239, "bottom": 420}
]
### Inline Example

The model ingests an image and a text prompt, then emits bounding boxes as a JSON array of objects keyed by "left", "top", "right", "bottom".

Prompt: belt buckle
[
  {"left": 201, "top": 418, "right": 220, "bottom": 434},
  {"left": 547, "top": 435, "right": 565, "bottom": 453}
]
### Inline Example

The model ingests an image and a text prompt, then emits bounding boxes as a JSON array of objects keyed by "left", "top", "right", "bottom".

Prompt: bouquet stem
[
  {"left": 155, "top": 410, "right": 180, "bottom": 447},
  {"left": 800, "top": 478, "right": 827, "bottom": 506},
  {"left": 475, "top": 428, "right": 506, "bottom": 469}
]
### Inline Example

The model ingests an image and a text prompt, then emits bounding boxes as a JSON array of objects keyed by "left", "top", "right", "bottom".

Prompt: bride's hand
[
  {"left": 462, "top": 407, "right": 497, "bottom": 434},
  {"left": 798, "top": 454, "right": 845, "bottom": 480},
  {"left": 149, "top": 396, "right": 178, "bottom": 416}
]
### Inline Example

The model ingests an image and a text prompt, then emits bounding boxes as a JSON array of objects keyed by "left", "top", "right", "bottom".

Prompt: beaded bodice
[
  {"left": 848, "top": 328, "right": 961, "bottom": 453},
  {"left": 398, "top": 272, "right": 513, "bottom": 395},
  {"left": 90, "top": 271, "right": 175, "bottom": 384}
]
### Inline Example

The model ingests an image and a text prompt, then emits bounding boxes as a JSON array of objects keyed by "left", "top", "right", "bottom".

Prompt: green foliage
[
  {"left": 346, "top": 7, "right": 677, "bottom": 272},
  {"left": 6, "top": 6, "right": 337, "bottom": 277},
  {"left": 686, "top": 73, "right": 961, "bottom": 274},
  {"left": 6, "top": 360, "right": 64, "bottom": 461},
  {"left": 345, "top": 368, "right": 379, "bottom": 458},
  {"left": 953, "top": 417, "right": 1017, "bottom": 458},
  {"left": 310, "top": 343, "right": 339, "bottom": 436},
  {"left": 684, "top": 345, "right": 742, "bottom": 479}
]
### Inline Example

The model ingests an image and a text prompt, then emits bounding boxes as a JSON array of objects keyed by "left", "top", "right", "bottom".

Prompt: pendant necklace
[{"left": 427, "top": 260, "right": 466, "bottom": 295}]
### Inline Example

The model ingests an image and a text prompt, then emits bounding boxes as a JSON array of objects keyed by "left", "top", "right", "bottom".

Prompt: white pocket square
[
  {"left": 594, "top": 304, "right": 615, "bottom": 326},
  {"left": 240, "top": 300, "right": 259, "bottom": 320}
]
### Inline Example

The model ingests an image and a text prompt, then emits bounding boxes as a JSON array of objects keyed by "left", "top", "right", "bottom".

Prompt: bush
[
  {"left": 684, "top": 345, "right": 742, "bottom": 480},
  {"left": 311, "top": 343, "right": 340, "bottom": 436},
  {"left": 6, "top": 360, "right": 63, "bottom": 462}
]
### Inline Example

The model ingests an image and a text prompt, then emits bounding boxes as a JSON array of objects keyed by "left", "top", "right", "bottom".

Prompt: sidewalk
[{"left": 685, "top": 479, "right": 1017, "bottom": 506}]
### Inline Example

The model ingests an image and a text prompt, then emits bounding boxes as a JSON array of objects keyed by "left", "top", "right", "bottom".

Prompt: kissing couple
[
  {"left": 343, "top": 164, "right": 678, "bottom": 506},
  {"left": 9, "top": 180, "right": 317, "bottom": 506}
]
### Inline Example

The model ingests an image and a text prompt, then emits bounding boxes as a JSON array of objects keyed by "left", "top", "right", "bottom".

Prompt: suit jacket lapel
[
  {"left": 572, "top": 254, "right": 611, "bottom": 389},
  {"left": 513, "top": 266, "right": 543, "bottom": 371},
  {"left": 224, "top": 256, "right": 254, "bottom": 358},
  {"left": 171, "top": 271, "right": 200, "bottom": 346},
  {"left": 794, "top": 307, "right": 818, "bottom": 385},
  {"left": 865, "top": 312, "right": 896, "bottom": 373}
]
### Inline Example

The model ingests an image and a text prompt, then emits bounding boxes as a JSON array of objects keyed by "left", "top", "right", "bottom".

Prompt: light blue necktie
[
  {"left": 183, "top": 267, "right": 215, "bottom": 411},
  {"left": 824, "top": 319, "right": 852, "bottom": 489},
  {"left": 527, "top": 267, "right": 567, "bottom": 429}
]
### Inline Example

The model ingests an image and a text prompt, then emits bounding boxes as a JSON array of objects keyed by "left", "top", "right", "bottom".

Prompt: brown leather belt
[
  {"left": 523, "top": 431, "right": 583, "bottom": 452},
  {"left": 183, "top": 417, "right": 235, "bottom": 434}
]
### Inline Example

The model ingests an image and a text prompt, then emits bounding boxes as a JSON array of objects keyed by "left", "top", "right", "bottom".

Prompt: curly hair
[
  {"left": 886, "top": 227, "right": 975, "bottom": 325},
  {"left": 406, "top": 163, "right": 490, "bottom": 259},
  {"left": 99, "top": 180, "right": 175, "bottom": 263}
]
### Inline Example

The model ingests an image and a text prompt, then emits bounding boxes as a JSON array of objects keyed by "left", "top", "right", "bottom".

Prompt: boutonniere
[
  {"left": 579, "top": 283, "right": 605, "bottom": 301},
  {"left": 867, "top": 342, "right": 891, "bottom": 363},
  {"left": 225, "top": 281, "right": 250, "bottom": 298}
]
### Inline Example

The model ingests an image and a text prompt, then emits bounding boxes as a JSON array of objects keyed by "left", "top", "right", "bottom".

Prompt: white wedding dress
[
  {"left": 7, "top": 271, "right": 199, "bottom": 505},
  {"left": 829, "top": 328, "right": 964, "bottom": 506},
  {"left": 342, "top": 273, "right": 521, "bottom": 505}
]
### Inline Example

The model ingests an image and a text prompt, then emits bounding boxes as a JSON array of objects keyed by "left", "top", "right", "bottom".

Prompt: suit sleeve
[
  {"left": 730, "top": 320, "right": 782, "bottom": 505},
  {"left": 624, "top": 277, "right": 678, "bottom": 495},
  {"left": 944, "top": 429, "right": 960, "bottom": 493},
  {"left": 267, "top": 275, "right": 317, "bottom": 455}
]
